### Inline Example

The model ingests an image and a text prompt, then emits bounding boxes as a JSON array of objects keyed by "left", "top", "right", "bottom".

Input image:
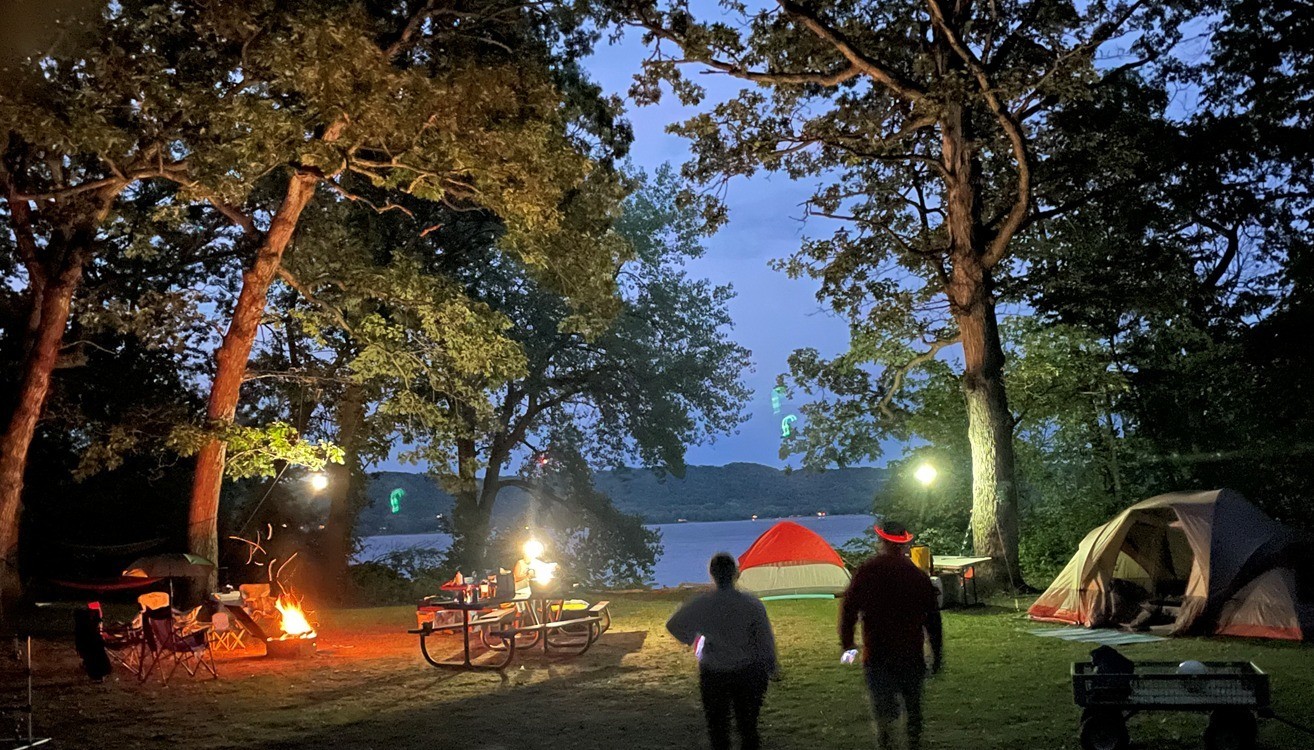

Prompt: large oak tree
[{"left": 610, "top": 0, "right": 1196, "bottom": 582}]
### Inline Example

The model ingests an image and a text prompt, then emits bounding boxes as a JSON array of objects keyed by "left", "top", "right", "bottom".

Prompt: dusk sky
[
  {"left": 375, "top": 32, "right": 883, "bottom": 474},
  {"left": 582, "top": 33, "right": 865, "bottom": 469}
]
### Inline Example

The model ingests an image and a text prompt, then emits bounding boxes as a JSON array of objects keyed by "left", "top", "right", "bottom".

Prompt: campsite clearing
[{"left": 29, "top": 593, "right": 1314, "bottom": 749}]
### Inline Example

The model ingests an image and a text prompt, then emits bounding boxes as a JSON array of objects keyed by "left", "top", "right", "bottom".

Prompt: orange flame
[{"left": 275, "top": 596, "right": 315, "bottom": 638}]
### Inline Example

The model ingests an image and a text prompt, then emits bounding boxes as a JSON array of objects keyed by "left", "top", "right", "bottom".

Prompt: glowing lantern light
[
  {"left": 914, "top": 463, "right": 938, "bottom": 487},
  {"left": 522, "top": 538, "right": 557, "bottom": 585},
  {"left": 309, "top": 473, "right": 329, "bottom": 492}
]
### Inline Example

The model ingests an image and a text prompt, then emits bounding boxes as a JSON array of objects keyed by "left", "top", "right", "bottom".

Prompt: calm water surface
[{"left": 357, "top": 514, "right": 875, "bottom": 587}]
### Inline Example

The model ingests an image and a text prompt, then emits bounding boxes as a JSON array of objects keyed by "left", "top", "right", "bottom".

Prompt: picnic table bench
[
  {"left": 492, "top": 601, "right": 611, "bottom": 656},
  {"left": 408, "top": 598, "right": 611, "bottom": 671},
  {"left": 408, "top": 603, "right": 518, "bottom": 670}
]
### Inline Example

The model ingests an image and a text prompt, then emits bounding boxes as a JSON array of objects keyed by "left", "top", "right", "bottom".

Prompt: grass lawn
[{"left": 21, "top": 593, "right": 1314, "bottom": 749}]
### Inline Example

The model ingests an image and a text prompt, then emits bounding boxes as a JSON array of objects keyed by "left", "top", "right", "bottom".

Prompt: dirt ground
[{"left": 17, "top": 600, "right": 702, "bottom": 750}]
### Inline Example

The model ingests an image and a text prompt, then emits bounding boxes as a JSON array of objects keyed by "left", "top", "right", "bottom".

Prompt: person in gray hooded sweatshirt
[{"left": 666, "top": 553, "right": 779, "bottom": 750}]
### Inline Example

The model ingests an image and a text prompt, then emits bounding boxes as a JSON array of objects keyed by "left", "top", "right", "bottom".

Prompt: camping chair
[
  {"left": 100, "top": 621, "right": 146, "bottom": 677},
  {"left": 175, "top": 605, "right": 205, "bottom": 634},
  {"left": 207, "top": 610, "right": 246, "bottom": 651},
  {"left": 139, "top": 607, "right": 217, "bottom": 685},
  {"left": 137, "top": 591, "right": 170, "bottom": 612},
  {"left": 239, "top": 584, "right": 278, "bottom": 628}
]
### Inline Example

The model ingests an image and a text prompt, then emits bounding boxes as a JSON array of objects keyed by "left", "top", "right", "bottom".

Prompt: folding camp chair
[
  {"left": 239, "top": 584, "right": 279, "bottom": 632},
  {"left": 207, "top": 610, "right": 247, "bottom": 651},
  {"left": 101, "top": 622, "right": 146, "bottom": 677},
  {"left": 138, "top": 591, "right": 171, "bottom": 612},
  {"left": 139, "top": 607, "right": 217, "bottom": 684}
]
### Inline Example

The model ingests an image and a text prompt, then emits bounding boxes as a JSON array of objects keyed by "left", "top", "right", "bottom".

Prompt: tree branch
[
  {"left": 874, "top": 335, "right": 960, "bottom": 418},
  {"left": 923, "top": 0, "right": 1030, "bottom": 268},
  {"left": 778, "top": 0, "right": 926, "bottom": 101}
]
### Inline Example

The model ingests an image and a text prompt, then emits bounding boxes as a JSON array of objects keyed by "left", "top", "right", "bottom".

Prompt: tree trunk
[
  {"left": 0, "top": 253, "right": 84, "bottom": 622},
  {"left": 941, "top": 98, "right": 1025, "bottom": 588},
  {"left": 187, "top": 172, "right": 320, "bottom": 593},
  {"left": 322, "top": 384, "right": 366, "bottom": 603},
  {"left": 956, "top": 286, "right": 1024, "bottom": 587},
  {"left": 452, "top": 464, "right": 503, "bottom": 574}
]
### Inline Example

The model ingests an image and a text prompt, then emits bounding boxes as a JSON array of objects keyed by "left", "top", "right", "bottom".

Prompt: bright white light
[
  {"left": 523, "top": 539, "right": 545, "bottom": 560},
  {"left": 914, "top": 463, "right": 938, "bottom": 487},
  {"left": 309, "top": 473, "right": 329, "bottom": 492}
]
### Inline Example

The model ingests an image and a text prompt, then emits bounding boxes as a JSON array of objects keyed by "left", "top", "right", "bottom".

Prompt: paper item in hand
[
  {"left": 694, "top": 635, "right": 706, "bottom": 662},
  {"left": 840, "top": 649, "right": 859, "bottom": 665}
]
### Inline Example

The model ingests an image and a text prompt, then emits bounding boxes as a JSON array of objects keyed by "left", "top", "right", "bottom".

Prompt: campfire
[
  {"left": 266, "top": 595, "right": 317, "bottom": 659},
  {"left": 230, "top": 526, "right": 319, "bottom": 658}
]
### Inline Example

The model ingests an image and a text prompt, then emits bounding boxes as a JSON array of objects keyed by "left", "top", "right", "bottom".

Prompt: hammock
[{"left": 48, "top": 576, "right": 167, "bottom": 593}]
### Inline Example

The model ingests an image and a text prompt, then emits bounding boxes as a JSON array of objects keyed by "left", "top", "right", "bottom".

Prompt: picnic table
[
  {"left": 932, "top": 555, "right": 992, "bottom": 607},
  {"left": 408, "top": 595, "right": 610, "bottom": 671}
]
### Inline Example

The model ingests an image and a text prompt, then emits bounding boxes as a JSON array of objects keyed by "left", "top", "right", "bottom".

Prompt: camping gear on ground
[
  {"left": 737, "top": 521, "right": 851, "bottom": 599},
  {"left": 933, "top": 556, "right": 991, "bottom": 607},
  {"left": 73, "top": 605, "right": 111, "bottom": 682},
  {"left": 1030, "top": 489, "right": 1314, "bottom": 640},
  {"left": 139, "top": 606, "right": 217, "bottom": 684},
  {"left": 1072, "top": 646, "right": 1271, "bottom": 750}
]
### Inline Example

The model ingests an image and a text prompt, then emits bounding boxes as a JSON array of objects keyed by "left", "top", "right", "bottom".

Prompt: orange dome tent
[
  {"left": 738, "top": 521, "right": 851, "bottom": 599},
  {"left": 1029, "top": 489, "right": 1314, "bottom": 640}
]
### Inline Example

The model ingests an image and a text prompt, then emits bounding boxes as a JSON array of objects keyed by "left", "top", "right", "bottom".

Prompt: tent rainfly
[
  {"left": 1029, "top": 489, "right": 1314, "bottom": 640},
  {"left": 738, "top": 521, "right": 851, "bottom": 600}
]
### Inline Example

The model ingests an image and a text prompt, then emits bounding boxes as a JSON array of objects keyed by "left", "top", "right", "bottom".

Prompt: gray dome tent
[{"left": 1029, "top": 489, "right": 1314, "bottom": 640}]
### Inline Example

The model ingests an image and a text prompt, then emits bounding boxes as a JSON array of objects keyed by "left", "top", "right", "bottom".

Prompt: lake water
[{"left": 357, "top": 514, "right": 875, "bottom": 587}]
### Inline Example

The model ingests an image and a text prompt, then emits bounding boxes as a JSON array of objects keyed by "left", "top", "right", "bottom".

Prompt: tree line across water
[
  {"left": 2, "top": 0, "right": 1311, "bottom": 616},
  {"left": 359, "top": 464, "right": 888, "bottom": 534}
]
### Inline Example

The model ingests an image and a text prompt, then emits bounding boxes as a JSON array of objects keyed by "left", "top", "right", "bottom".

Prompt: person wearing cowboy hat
[{"left": 839, "top": 520, "right": 943, "bottom": 750}]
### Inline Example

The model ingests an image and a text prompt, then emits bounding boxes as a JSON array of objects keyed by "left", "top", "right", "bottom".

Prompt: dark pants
[
  {"left": 699, "top": 665, "right": 768, "bottom": 750},
  {"left": 864, "top": 661, "right": 925, "bottom": 750}
]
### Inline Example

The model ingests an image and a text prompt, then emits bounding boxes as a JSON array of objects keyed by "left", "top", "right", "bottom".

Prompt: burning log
[{"left": 265, "top": 595, "right": 317, "bottom": 659}]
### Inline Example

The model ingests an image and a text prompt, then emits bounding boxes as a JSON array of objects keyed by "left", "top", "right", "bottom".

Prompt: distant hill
[{"left": 360, "top": 463, "right": 885, "bottom": 535}]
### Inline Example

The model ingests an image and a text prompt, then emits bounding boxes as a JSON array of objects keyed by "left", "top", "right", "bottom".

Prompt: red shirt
[{"left": 840, "top": 552, "right": 938, "bottom": 668}]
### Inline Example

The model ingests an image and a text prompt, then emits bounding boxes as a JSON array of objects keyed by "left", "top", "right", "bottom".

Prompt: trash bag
[
  {"left": 73, "top": 606, "right": 112, "bottom": 681},
  {"left": 1089, "top": 645, "right": 1134, "bottom": 701}
]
